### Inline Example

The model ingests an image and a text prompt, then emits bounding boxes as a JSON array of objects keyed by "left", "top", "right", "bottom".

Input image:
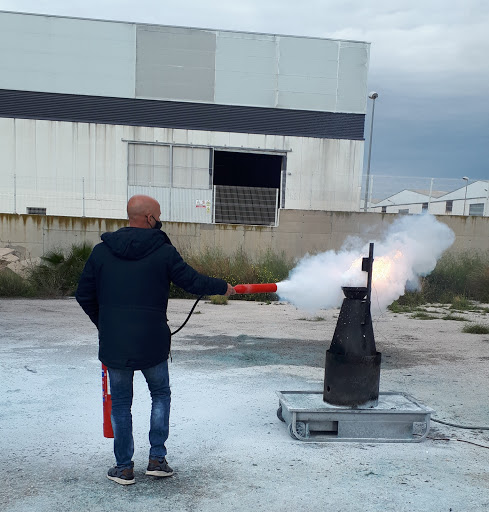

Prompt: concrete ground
[{"left": 1, "top": 298, "right": 488, "bottom": 512}]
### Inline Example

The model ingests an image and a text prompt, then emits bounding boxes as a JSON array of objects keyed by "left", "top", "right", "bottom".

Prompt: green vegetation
[
  {"left": 410, "top": 311, "right": 438, "bottom": 320},
  {"left": 171, "top": 247, "right": 293, "bottom": 301},
  {"left": 3, "top": 245, "right": 489, "bottom": 311},
  {"left": 422, "top": 251, "right": 489, "bottom": 303},
  {"left": 209, "top": 295, "right": 228, "bottom": 305},
  {"left": 0, "top": 244, "right": 294, "bottom": 300},
  {"left": 462, "top": 323, "right": 489, "bottom": 334},
  {"left": 389, "top": 251, "right": 489, "bottom": 310},
  {"left": 0, "top": 243, "right": 92, "bottom": 298},
  {"left": 0, "top": 268, "right": 35, "bottom": 297},
  {"left": 442, "top": 314, "right": 470, "bottom": 322},
  {"left": 298, "top": 316, "right": 326, "bottom": 322},
  {"left": 449, "top": 296, "right": 473, "bottom": 311},
  {"left": 29, "top": 243, "right": 93, "bottom": 297}
]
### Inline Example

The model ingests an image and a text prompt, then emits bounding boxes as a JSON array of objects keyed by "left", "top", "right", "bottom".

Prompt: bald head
[{"left": 127, "top": 195, "right": 161, "bottom": 228}]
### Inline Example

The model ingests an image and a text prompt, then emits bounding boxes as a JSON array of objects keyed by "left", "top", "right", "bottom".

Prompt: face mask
[{"left": 149, "top": 216, "right": 162, "bottom": 230}]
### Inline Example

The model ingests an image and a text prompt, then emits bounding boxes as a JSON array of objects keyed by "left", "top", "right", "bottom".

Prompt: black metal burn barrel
[{"left": 323, "top": 284, "right": 382, "bottom": 407}]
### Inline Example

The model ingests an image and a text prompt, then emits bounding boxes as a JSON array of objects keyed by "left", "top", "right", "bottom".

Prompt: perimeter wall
[{"left": 1, "top": 210, "right": 488, "bottom": 262}]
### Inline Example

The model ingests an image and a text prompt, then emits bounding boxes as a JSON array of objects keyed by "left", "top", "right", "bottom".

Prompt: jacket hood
[{"left": 101, "top": 227, "right": 172, "bottom": 260}]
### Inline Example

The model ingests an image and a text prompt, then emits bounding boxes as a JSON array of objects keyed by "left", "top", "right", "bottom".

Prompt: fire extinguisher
[{"left": 101, "top": 364, "right": 114, "bottom": 438}]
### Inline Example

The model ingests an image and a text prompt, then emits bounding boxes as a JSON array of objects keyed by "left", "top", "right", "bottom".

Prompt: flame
[{"left": 347, "top": 250, "right": 403, "bottom": 284}]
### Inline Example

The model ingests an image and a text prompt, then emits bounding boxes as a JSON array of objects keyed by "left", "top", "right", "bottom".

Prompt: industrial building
[
  {"left": 0, "top": 10, "right": 370, "bottom": 226},
  {"left": 370, "top": 180, "right": 489, "bottom": 216}
]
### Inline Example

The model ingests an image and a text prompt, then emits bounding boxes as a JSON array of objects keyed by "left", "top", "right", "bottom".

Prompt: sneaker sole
[
  {"left": 145, "top": 469, "right": 174, "bottom": 477},
  {"left": 107, "top": 474, "right": 135, "bottom": 485}
]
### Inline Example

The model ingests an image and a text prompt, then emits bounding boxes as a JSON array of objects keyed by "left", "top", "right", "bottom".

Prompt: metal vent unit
[{"left": 26, "top": 207, "right": 47, "bottom": 215}]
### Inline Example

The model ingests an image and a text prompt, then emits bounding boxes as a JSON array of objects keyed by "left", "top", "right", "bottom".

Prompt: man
[{"left": 76, "top": 195, "right": 235, "bottom": 485}]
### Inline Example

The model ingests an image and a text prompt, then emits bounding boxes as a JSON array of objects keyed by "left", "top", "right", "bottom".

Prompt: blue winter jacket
[{"left": 75, "top": 227, "right": 227, "bottom": 369}]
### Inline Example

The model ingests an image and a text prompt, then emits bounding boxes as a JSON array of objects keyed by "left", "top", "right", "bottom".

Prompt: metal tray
[{"left": 277, "top": 391, "right": 434, "bottom": 443}]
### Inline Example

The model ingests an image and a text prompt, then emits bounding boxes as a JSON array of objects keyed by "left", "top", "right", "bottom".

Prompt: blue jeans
[{"left": 107, "top": 360, "right": 171, "bottom": 468}]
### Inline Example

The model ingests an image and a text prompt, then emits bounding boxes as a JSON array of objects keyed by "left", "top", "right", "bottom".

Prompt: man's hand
[{"left": 224, "top": 283, "right": 237, "bottom": 297}]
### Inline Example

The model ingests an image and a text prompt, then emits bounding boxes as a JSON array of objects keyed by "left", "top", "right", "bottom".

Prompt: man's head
[{"left": 127, "top": 195, "right": 162, "bottom": 229}]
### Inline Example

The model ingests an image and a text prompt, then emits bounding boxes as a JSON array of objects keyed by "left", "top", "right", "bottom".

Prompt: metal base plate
[{"left": 277, "top": 391, "right": 434, "bottom": 443}]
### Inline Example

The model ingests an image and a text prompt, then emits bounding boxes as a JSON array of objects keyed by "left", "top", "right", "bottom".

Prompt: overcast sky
[{"left": 1, "top": 0, "right": 488, "bottom": 187}]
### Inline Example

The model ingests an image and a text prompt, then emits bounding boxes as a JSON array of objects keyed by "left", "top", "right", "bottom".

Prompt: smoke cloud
[{"left": 276, "top": 214, "right": 455, "bottom": 313}]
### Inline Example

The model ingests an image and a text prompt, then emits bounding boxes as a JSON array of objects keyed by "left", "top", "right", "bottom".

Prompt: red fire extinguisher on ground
[{"left": 101, "top": 364, "right": 114, "bottom": 438}]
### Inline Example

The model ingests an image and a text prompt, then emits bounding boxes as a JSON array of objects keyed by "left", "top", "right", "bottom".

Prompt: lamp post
[
  {"left": 363, "top": 92, "right": 379, "bottom": 212},
  {"left": 462, "top": 176, "right": 469, "bottom": 215}
]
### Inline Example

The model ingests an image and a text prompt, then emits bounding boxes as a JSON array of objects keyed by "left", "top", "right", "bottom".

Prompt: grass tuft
[
  {"left": 410, "top": 311, "right": 438, "bottom": 320},
  {"left": 442, "top": 314, "right": 470, "bottom": 322},
  {"left": 209, "top": 295, "right": 228, "bottom": 305},
  {"left": 462, "top": 323, "right": 489, "bottom": 334}
]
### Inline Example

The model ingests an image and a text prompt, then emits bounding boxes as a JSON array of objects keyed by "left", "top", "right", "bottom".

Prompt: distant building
[
  {"left": 0, "top": 11, "right": 371, "bottom": 225},
  {"left": 369, "top": 181, "right": 489, "bottom": 216}
]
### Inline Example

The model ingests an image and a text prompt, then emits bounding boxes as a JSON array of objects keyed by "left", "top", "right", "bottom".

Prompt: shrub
[
  {"left": 422, "top": 251, "right": 489, "bottom": 303},
  {"left": 169, "top": 247, "right": 294, "bottom": 301},
  {"left": 28, "top": 242, "right": 93, "bottom": 297},
  {"left": 0, "top": 268, "right": 34, "bottom": 297}
]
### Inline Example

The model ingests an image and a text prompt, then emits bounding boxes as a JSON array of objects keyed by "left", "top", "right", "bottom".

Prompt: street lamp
[
  {"left": 363, "top": 92, "right": 379, "bottom": 212},
  {"left": 462, "top": 176, "right": 469, "bottom": 215}
]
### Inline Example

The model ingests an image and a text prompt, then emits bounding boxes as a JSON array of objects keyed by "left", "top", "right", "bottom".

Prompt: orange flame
[{"left": 348, "top": 250, "right": 403, "bottom": 283}]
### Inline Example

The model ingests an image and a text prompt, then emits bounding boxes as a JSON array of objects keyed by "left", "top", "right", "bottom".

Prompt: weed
[
  {"left": 450, "top": 296, "right": 473, "bottom": 311},
  {"left": 442, "top": 314, "right": 470, "bottom": 322},
  {"left": 209, "top": 295, "right": 228, "bottom": 305},
  {"left": 462, "top": 323, "right": 489, "bottom": 334},
  {"left": 298, "top": 316, "right": 325, "bottom": 321},
  {"left": 388, "top": 301, "right": 417, "bottom": 314},
  {"left": 410, "top": 311, "right": 438, "bottom": 320}
]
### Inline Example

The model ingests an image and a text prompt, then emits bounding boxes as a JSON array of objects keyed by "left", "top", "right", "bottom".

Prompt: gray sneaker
[
  {"left": 107, "top": 464, "right": 135, "bottom": 485},
  {"left": 146, "top": 457, "right": 174, "bottom": 477}
]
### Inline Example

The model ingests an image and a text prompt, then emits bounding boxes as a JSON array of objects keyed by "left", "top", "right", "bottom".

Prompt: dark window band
[{"left": 0, "top": 89, "right": 365, "bottom": 140}]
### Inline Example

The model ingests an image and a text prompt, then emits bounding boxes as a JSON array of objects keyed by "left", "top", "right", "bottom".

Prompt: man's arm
[
  {"left": 75, "top": 256, "right": 99, "bottom": 328},
  {"left": 168, "top": 247, "right": 234, "bottom": 297}
]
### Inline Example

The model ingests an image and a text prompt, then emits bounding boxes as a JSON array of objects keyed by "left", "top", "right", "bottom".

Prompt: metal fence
[{"left": 214, "top": 185, "right": 279, "bottom": 226}]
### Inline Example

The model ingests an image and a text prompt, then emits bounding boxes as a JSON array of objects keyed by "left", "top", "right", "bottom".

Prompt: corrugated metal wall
[
  {"left": 0, "top": 11, "right": 369, "bottom": 115},
  {"left": 0, "top": 118, "right": 364, "bottom": 219}
]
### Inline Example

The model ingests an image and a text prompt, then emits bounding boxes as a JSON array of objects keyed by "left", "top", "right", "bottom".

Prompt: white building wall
[
  {"left": 0, "top": 11, "right": 136, "bottom": 97},
  {"left": 0, "top": 118, "right": 363, "bottom": 219},
  {"left": 0, "top": 11, "right": 369, "bottom": 114},
  {"left": 371, "top": 183, "right": 489, "bottom": 216}
]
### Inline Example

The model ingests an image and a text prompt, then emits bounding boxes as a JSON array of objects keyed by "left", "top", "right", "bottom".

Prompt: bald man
[{"left": 76, "top": 195, "right": 235, "bottom": 485}]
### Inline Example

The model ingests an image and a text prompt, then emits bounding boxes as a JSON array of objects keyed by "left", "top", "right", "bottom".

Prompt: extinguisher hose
[{"left": 170, "top": 295, "right": 204, "bottom": 336}]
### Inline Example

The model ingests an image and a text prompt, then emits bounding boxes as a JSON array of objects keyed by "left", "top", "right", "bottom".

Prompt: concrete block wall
[{"left": 1, "top": 211, "right": 488, "bottom": 263}]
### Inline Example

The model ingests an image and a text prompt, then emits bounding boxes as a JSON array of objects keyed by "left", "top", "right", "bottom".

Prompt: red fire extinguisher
[{"left": 101, "top": 364, "right": 114, "bottom": 438}]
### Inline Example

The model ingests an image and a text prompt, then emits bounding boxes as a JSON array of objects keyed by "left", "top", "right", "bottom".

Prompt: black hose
[
  {"left": 170, "top": 295, "right": 204, "bottom": 336},
  {"left": 431, "top": 418, "right": 489, "bottom": 430}
]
